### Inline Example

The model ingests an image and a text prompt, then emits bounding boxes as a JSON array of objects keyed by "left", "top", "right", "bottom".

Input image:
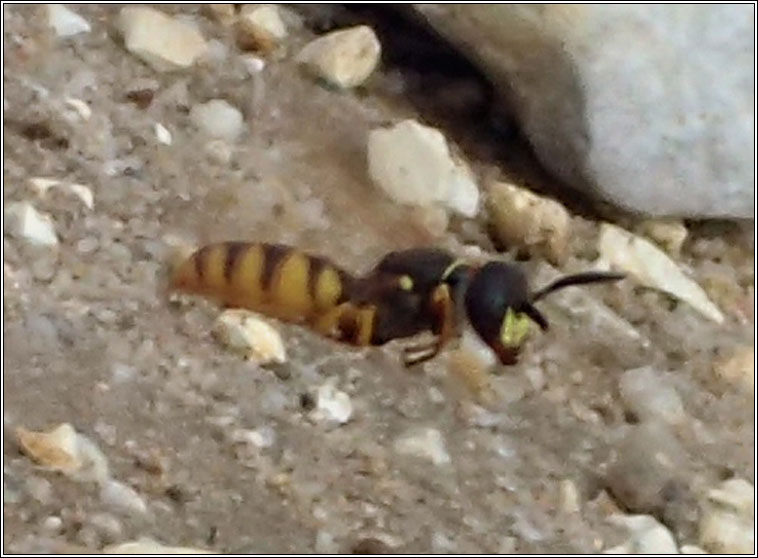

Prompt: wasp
[{"left": 170, "top": 242, "right": 625, "bottom": 367}]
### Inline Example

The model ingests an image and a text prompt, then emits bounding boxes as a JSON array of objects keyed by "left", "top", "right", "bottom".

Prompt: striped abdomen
[{"left": 170, "top": 242, "right": 353, "bottom": 325}]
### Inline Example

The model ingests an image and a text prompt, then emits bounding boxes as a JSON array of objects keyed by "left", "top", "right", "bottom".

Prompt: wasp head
[{"left": 464, "top": 261, "right": 625, "bottom": 365}]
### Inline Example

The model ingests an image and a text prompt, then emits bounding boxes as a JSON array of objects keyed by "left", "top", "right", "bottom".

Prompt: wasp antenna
[
  {"left": 523, "top": 303, "right": 549, "bottom": 331},
  {"left": 531, "top": 271, "right": 626, "bottom": 302}
]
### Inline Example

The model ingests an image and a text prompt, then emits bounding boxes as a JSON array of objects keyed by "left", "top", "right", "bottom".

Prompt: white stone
[
  {"left": 679, "top": 545, "right": 707, "bottom": 554},
  {"left": 154, "top": 123, "right": 172, "bottom": 145},
  {"left": 699, "top": 478, "right": 754, "bottom": 554},
  {"left": 202, "top": 39, "right": 228, "bottom": 65},
  {"left": 394, "top": 427, "right": 451, "bottom": 466},
  {"left": 488, "top": 181, "right": 571, "bottom": 264},
  {"left": 15, "top": 423, "right": 109, "bottom": 484},
  {"left": 5, "top": 202, "right": 58, "bottom": 246},
  {"left": 190, "top": 99, "right": 244, "bottom": 141},
  {"left": 638, "top": 219, "right": 688, "bottom": 256},
  {"left": 74, "top": 430, "right": 111, "bottom": 484},
  {"left": 312, "top": 382, "right": 353, "bottom": 424},
  {"left": 368, "top": 119, "right": 480, "bottom": 217},
  {"left": 67, "top": 184, "right": 94, "bottom": 210},
  {"left": 233, "top": 426, "right": 276, "bottom": 448},
  {"left": 118, "top": 7, "right": 207, "bottom": 72},
  {"left": 42, "top": 515, "right": 63, "bottom": 532},
  {"left": 47, "top": 4, "right": 91, "bottom": 37},
  {"left": 213, "top": 310, "right": 286, "bottom": 364},
  {"left": 297, "top": 25, "right": 381, "bottom": 88},
  {"left": 605, "top": 514, "right": 679, "bottom": 554},
  {"left": 598, "top": 223, "right": 724, "bottom": 323},
  {"left": 28, "top": 177, "right": 61, "bottom": 196},
  {"left": 237, "top": 5, "right": 288, "bottom": 51},
  {"left": 100, "top": 479, "right": 147, "bottom": 516},
  {"left": 619, "top": 366, "right": 685, "bottom": 425},
  {"left": 104, "top": 538, "right": 212, "bottom": 554},
  {"left": 241, "top": 54, "right": 266, "bottom": 75},
  {"left": 202, "top": 4, "right": 237, "bottom": 26},
  {"left": 559, "top": 479, "right": 581, "bottom": 513},
  {"left": 414, "top": 5, "right": 754, "bottom": 218},
  {"left": 64, "top": 97, "right": 92, "bottom": 121},
  {"left": 28, "top": 178, "right": 93, "bottom": 210}
]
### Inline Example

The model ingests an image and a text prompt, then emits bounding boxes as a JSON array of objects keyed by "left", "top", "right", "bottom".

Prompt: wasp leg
[
  {"left": 402, "top": 341, "right": 440, "bottom": 367},
  {"left": 401, "top": 284, "right": 456, "bottom": 368}
]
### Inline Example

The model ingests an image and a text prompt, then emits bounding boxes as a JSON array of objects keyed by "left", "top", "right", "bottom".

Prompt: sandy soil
[{"left": 3, "top": 4, "right": 753, "bottom": 554}]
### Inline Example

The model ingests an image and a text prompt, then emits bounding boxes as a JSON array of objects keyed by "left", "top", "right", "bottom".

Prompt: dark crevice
[{"left": 290, "top": 4, "right": 621, "bottom": 221}]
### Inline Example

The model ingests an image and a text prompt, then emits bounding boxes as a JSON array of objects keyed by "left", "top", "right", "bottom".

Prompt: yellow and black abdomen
[{"left": 170, "top": 242, "right": 352, "bottom": 324}]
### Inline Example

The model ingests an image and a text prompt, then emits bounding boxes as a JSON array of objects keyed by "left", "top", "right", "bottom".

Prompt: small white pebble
[
  {"left": 523, "top": 365, "right": 546, "bottom": 392},
  {"left": 5, "top": 202, "right": 58, "bottom": 246},
  {"left": 605, "top": 514, "right": 678, "bottom": 554},
  {"left": 190, "top": 99, "right": 244, "bottom": 141},
  {"left": 42, "top": 515, "right": 63, "bottom": 532},
  {"left": 312, "top": 382, "right": 353, "bottom": 424},
  {"left": 100, "top": 479, "right": 147, "bottom": 517},
  {"left": 427, "top": 386, "right": 445, "bottom": 404},
  {"left": 680, "top": 545, "right": 707, "bottom": 554},
  {"left": 367, "top": 119, "right": 480, "bottom": 217},
  {"left": 117, "top": 7, "right": 207, "bottom": 72},
  {"left": 619, "top": 366, "right": 685, "bottom": 425},
  {"left": 64, "top": 97, "right": 91, "bottom": 121},
  {"left": 104, "top": 538, "right": 212, "bottom": 554},
  {"left": 394, "top": 427, "right": 451, "bottom": 466},
  {"left": 76, "top": 236, "right": 99, "bottom": 255},
  {"left": 232, "top": 426, "right": 276, "bottom": 449},
  {"left": 559, "top": 479, "right": 581, "bottom": 513},
  {"left": 67, "top": 184, "right": 94, "bottom": 210},
  {"left": 241, "top": 54, "right": 266, "bottom": 75},
  {"left": 297, "top": 25, "right": 380, "bottom": 89},
  {"left": 28, "top": 177, "right": 62, "bottom": 195},
  {"left": 47, "top": 4, "right": 91, "bottom": 37},
  {"left": 214, "top": 310, "right": 286, "bottom": 364},
  {"left": 237, "top": 5, "right": 287, "bottom": 51},
  {"left": 154, "top": 123, "right": 172, "bottom": 145},
  {"left": 699, "top": 478, "right": 754, "bottom": 554}
]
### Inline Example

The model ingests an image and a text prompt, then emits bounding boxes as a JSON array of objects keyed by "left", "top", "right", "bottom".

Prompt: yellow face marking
[
  {"left": 500, "top": 308, "right": 531, "bottom": 348},
  {"left": 314, "top": 266, "right": 343, "bottom": 310},
  {"left": 272, "top": 253, "right": 313, "bottom": 319},
  {"left": 441, "top": 260, "right": 464, "bottom": 281},
  {"left": 398, "top": 275, "right": 414, "bottom": 291}
]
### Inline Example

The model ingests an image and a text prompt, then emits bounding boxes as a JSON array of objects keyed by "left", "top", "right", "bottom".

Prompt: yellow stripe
[
  {"left": 229, "top": 244, "right": 266, "bottom": 307},
  {"left": 272, "top": 252, "right": 313, "bottom": 320},
  {"left": 203, "top": 244, "right": 228, "bottom": 290},
  {"left": 314, "top": 266, "right": 343, "bottom": 311}
]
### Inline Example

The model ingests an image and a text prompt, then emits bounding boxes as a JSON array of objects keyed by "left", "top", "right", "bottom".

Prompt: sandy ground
[{"left": 2, "top": 5, "right": 754, "bottom": 554}]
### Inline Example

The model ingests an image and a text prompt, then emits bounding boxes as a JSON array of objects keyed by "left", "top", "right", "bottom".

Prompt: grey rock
[
  {"left": 606, "top": 423, "right": 692, "bottom": 517},
  {"left": 414, "top": 5, "right": 754, "bottom": 218}
]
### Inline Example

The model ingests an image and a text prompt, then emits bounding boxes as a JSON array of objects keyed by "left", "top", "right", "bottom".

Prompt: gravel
[{"left": 3, "top": 4, "right": 753, "bottom": 554}]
